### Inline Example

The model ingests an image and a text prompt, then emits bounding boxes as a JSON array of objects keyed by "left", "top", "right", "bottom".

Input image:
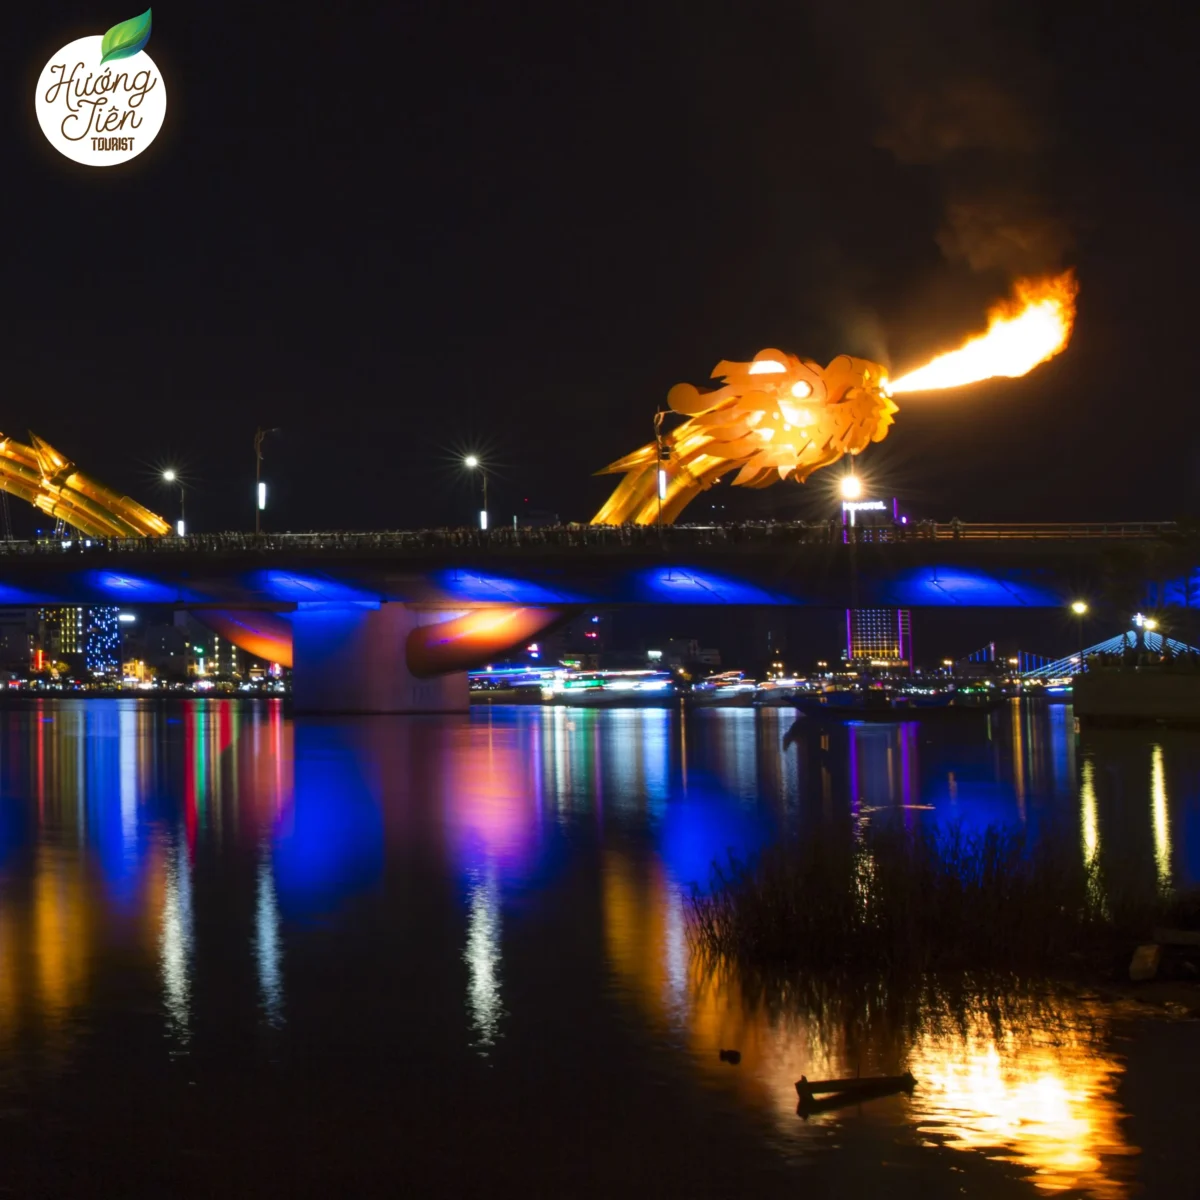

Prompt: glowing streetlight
[
  {"left": 254, "top": 427, "right": 281, "bottom": 535},
  {"left": 464, "top": 455, "right": 488, "bottom": 530},
  {"left": 162, "top": 468, "right": 185, "bottom": 535},
  {"left": 840, "top": 473, "right": 864, "bottom": 501},
  {"left": 1145, "top": 618, "right": 1159, "bottom": 631},
  {"left": 1071, "top": 600, "right": 1089, "bottom": 675}
]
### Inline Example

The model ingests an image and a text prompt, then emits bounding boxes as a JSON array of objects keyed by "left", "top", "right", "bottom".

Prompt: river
[{"left": 1, "top": 699, "right": 1197, "bottom": 1196}]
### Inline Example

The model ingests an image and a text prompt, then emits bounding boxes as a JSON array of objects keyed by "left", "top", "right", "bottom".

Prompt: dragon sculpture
[
  {"left": 592, "top": 350, "right": 898, "bottom": 525},
  {"left": 0, "top": 431, "right": 170, "bottom": 537}
]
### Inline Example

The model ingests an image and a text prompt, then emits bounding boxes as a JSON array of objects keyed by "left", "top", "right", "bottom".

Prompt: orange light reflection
[{"left": 603, "top": 848, "right": 1136, "bottom": 1198}]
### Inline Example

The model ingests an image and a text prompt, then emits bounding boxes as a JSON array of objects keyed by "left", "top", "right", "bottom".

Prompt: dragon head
[
  {"left": 666, "top": 349, "right": 897, "bottom": 486},
  {"left": 592, "top": 349, "right": 899, "bottom": 525}
]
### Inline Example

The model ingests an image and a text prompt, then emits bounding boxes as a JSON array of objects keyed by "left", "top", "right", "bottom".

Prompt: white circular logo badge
[{"left": 36, "top": 23, "right": 166, "bottom": 166}]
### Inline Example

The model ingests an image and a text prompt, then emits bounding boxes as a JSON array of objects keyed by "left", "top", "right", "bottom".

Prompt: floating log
[{"left": 794, "top": 1072, "right": 916, "bottom": 1117}]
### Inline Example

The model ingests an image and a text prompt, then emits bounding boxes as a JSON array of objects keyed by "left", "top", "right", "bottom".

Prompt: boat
[
  {"left": 790, "top": 683, "right": 1004, "bottom": 721},
  {"left": 790, "top": 688, "right": 899, "bottom": 719},
  {"left": 754, "top": 678, "right": 804, "bottom": 707},
  {"left": 687, "top": 671, "right": 757, "bottom": 707},
  {"left": 541, "top": 669, "right": 679, "bottom": 706}
]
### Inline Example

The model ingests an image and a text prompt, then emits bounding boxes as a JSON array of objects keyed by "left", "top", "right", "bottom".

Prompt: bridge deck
[{"left": 0, "top": 523, "right": 1195, "bottom": 611}]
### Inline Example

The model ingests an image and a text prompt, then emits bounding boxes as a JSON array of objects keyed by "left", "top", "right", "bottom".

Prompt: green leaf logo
[{"left": 99, "top": 9, "right": 152, "bottom": 65}]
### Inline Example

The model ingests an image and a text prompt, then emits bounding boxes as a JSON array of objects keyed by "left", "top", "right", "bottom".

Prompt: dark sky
[{"left": 7, "top": 2, "right": 1199, "bottom": 534}]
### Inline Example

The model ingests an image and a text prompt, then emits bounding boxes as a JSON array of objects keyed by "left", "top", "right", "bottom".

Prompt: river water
[{"left": 1, "top": 699, "right": 1197, "bottom": 1197}]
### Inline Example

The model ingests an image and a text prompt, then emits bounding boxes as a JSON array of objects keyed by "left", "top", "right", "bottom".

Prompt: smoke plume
[{"left": 826, "top": 0, "right": 1071, "bottom": 280}]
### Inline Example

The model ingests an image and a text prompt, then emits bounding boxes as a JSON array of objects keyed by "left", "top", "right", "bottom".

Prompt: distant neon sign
[{"left": 842, "top": 500, "right": 887, "bottom": 514}]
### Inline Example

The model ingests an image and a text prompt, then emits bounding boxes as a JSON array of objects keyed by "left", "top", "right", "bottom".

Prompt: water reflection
[
  {"left": 1151, "top": 745, "right": 1172, "bottom": 895},
  {"left": 464, "top": 866, "right": 504, "bottom": 1054},
  {"left": 160, "top": 833, "right": 193, "bottom": 1048},
  {"left": 1081, "top": 757, "right": 1099, "bottom": 866},
  {"left": 909, "top": 1008, "right": 1135, "bottom": 1200},
  {"left": 604, "top": 847, "right": 1137, "bottom": 1197},
  {"left": 255, "top": 850, "right": 285, "bottom": 1028},
  {"left": 0, "top": 699, "right": 1198, "bottom": 1195}
]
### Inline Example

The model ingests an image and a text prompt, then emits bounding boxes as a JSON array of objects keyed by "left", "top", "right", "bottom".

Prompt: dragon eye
[{"left": 791, "top": 380, "right": 813, "bottom": 399}]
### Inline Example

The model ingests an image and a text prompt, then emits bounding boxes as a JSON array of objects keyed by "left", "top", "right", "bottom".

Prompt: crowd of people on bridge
[
  {"left": 1087, "top": 645, "right": 1200, "bottom": 671},
  {"left": 0, "top": 518, "right": 954, "bottom": 555}
]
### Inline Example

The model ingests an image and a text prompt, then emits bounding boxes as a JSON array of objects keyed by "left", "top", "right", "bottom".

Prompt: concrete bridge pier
[{"left": 291, "top": 602, "right": 469, "bottom": 715}]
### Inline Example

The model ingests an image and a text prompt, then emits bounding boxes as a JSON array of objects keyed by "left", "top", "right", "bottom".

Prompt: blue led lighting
[
  {"left": 630, "top": 568, "right": 796, "bottom": 605},
  {"left": 431, "top": 570, "right": 584, "bottom": 605},
  {"left": 876, "top": 568, "right": 1063, "bottom": 608},
  {"left": 252, "top": 570, "right": 379, "bottom": 604},
  {"left": 85, "top": 571, "right": 187, "bottom": 604}
]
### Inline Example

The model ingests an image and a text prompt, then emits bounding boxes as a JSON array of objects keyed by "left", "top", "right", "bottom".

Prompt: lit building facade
[
  {"left": 846, "top": 608, "right": 911, "bottom": 669},
  {"left": 38, "top": 606, "right": 121, "bottom": 678},
  {"left": 85, "top": 607, "right": 121, "bottom": 678},
  {"left": 842, "top": 494, "right": 911, "bottom": 670}
]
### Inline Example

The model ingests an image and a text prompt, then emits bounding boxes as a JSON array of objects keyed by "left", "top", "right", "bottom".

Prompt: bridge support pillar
[{"left": 291, "top": 602, "right": 469, "bottom": 715}]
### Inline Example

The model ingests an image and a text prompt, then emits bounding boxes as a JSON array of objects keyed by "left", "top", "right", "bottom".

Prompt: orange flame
[{"left": 890, "top": 270, "right": 1078, "bottom": 395}]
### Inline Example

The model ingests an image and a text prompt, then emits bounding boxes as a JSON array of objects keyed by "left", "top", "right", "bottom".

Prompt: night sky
[{"left": 7, "top": 2, "right": 1199, "bottom": 536}]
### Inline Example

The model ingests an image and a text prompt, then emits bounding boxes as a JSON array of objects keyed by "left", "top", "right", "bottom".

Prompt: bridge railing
[
  {"left": 0, "top": 520, "right": 1182, "bottom": 555},
  {"left": 930, "top": 522, "right": 1174, "bottom": 540}
]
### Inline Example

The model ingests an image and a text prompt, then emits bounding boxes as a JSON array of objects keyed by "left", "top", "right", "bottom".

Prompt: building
[
  {"left": 0, "top": 610, "right": 35, "bottom": 673},
  {"left": 119, "top": 613, "right": 251, "bottom": 681},
  {"left": 39, "top": 605, "right": 84, "bottom": 662},
  {"left": 842, "top": 493, "right": 911, "bottom": 672},
  {"left": 84, "top": 607, "right": 121, "bottom": 678},
  {"left": 846, "top": 608, "right": 911, "bottom": 669},
  {"left": 36, "top": 605, "right": 129, "bottom": 680},
  {"left": 661, "top": 637, "right": 721, "bottom": 671},
  {"left": 123, "top": 617, "right": 189, "bottom": 681}
]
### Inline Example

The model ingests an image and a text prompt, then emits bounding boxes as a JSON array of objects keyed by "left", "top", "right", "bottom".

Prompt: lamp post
[
  {"left": 1071, "top": 600, "right": 1088, "bottom": 674},
  {"left": 839, "top": 470, "right": 863, "bottom": 534},
  {"left": 654, "top": 409, "right": 667, "bottom": 530},
  {"left": 464, "top": 455, "right": 488, "bottom": 530},
  {"left": 255, "top": 427, "right": 280, "bottom": 535},
  {"left": 162, "top": 469, "right": 185, "bottom": 535}
]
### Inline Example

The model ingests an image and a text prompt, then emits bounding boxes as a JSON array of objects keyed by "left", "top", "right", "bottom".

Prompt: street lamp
[
  {"left": 840, "top": 473, "right": 863, "bottom": 501},
  {"left": 254, "top": 427, "right": 280, "bottom": 535},
  {"left": 464, "top": 455, "right": 488, "bottom": 530},
  {"left": 1071, "top": 600, "right": 1088, "bottom": 674},
  {"left": 162, "top": 469, "right": 185, "bottom": 535}
]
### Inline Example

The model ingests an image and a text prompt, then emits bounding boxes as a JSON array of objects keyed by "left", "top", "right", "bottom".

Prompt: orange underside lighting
[
  {"left": 407, "top": 607, "right": 570, "bottom": 678},
  {"left": 890, "top": 270, "right": 1078, "bottom": 395},
  {"left": 191, "top": 611, "right": 296, "bottom": 669}
]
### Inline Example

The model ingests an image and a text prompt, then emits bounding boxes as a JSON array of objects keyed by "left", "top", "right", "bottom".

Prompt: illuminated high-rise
[
  {"left": 846, "top": 608, "right": 911, "bottom": 668},
  {"left": 85, "top": 607, "right": 121, "bottom": 678},
  {"left": 39, "top": 606, "right": 85, "bottom": 662},
  {"left": 842, "top": 494, "right": 911, "bottom": 670},
  {"left": 38, "top": 606, "right": 121, "bottom": 678}
]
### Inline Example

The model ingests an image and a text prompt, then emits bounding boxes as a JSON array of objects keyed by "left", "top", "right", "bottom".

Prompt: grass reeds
[{"left": 688, "top": 822, "right": 1183, "bottom": 973}]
